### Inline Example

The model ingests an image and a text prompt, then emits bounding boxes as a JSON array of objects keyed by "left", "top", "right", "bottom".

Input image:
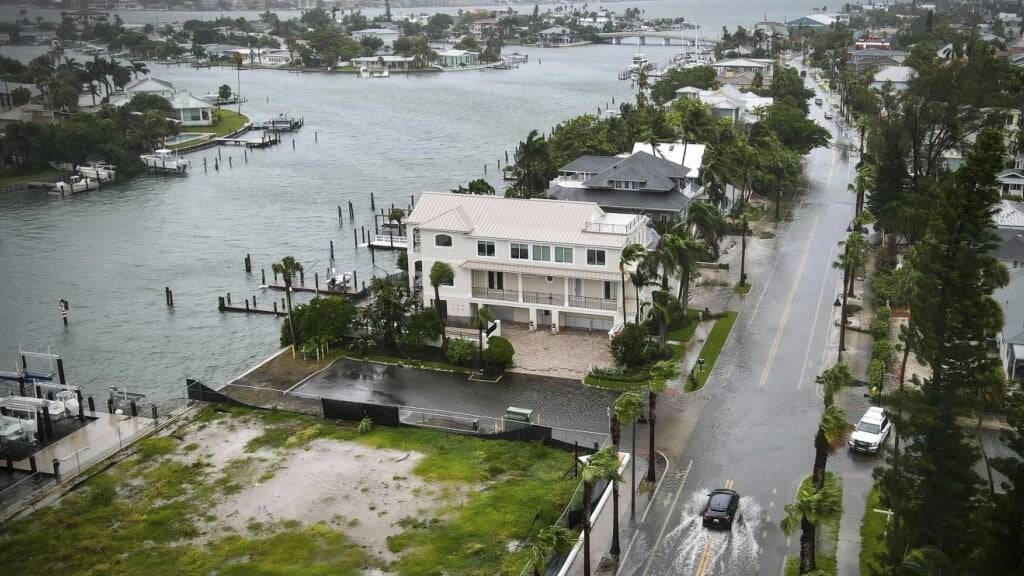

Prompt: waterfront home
[
  {"left": 755, "top": 21, "right": 789, "bottom": 39},
  {"left": 470, "top": 18, "right": 500, "bottom": 36},
  {"left": 0, "top": 104, "right": 62, "bottom": 131},
  {"left": 675, "top": 84, "right": 773, "bottom": 124},
  {"left": 123, "top": 77, "right": 176, "bottom": 98},
  {"left": 436, "top": 49, "right": 480, "bottom": 67},
  {"left": 406, "top": 192, "right": 657, "bottom": 332},
  {"left": 538, "top": 26, "right": 579, "bottom": 46},
  {"left": 351, "top": 55, "right": 416, "bottom": 71},
  {"left": 0, "top": 82, "right": 41, "bottom": 110},
  {"left": 871, "top": 65, "right": 915, "bottom": 91},
  {"left": 998, "top": 155, "right": 1024, "bottom": 197},
  {"left": 167, "top": 92, "right": 213, "bottom": 127},
  {"left": 854, "top": 35, "right": 892, "bottom": 50},
  {"left": 545, "top": 146, "right": 702, "bottom": 223},
  {"left": 846, "top": 48, "right": 908, "bottom": 70},
  {"left": 352, "top": 28, "right": 401, "bottom": 52},
  {"left": 578, "top": 10, "right": 616, "bottom": 29}
]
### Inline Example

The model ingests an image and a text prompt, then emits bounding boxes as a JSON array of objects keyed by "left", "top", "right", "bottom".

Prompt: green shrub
[
  {"left": 872, "top": 338, "right": 893, "bottom": 364},
  {"left": 481, "top": 336, "right": 514, "bottom": 369},
  {"left": 356, "top": 416, "right": 373, "bottom": 434},
  {"left": 446, "top": 339, "right": 476, "bottom": 366},
  {"left": 870, "top": 306, "right": 892, "bottom": 339},
  {"left": 611, "top": 323, "right": 653, "bottom": 370},
  {"left": 587, "top": 366, "right": 649, "bottom": 383}
]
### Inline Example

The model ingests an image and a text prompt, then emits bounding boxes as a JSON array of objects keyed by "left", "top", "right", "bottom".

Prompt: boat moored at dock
[
  {"left": 53, "top": 175, "right": 98, "bottom": 195},
  {"left": 141, "top": 149, "right": 191, "bottom": 174},
  {"left": 76, "top": 162, "right": 116, "bottom": 182},
  {"left": 257, "top": 114, "right": 304, "bottom": 132}
]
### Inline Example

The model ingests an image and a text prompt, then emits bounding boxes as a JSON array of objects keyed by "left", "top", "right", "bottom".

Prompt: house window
[
  {"left": 477, "top": 240, "right": 495, "bottom": 257},
  {"left": 532, "top": 245, "right": 551, "bottom": 261},
  {"left": 434, "top": 234, "right": 453, "bottom": 247},
  {"left": 587, "top": 249, "right": 606, "bottom": 266},
  {"left": 554, "top": 246, "right": 574, "bottom": 263},
  {"left": 511, "top": 243, "right": 529, "bottom": 259},
  {"left": 604, "top": 281, "right": 617, "bottom": 300},
  {"left": 610, "top": 180, "right": 644, "bottom": 191}
]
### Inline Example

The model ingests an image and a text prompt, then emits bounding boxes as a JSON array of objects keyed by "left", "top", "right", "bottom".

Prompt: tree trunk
[
  {"left": 621, "top": 271, "right": 627, "bottom": 322},
  {"left": 284, "top": 277, "right": 299, "bottom": 348},
  {"left": 635, "top": 285, "right": 642, "bottom": 324},
  {"left": 812, "top": 428, "right": 828, "bottom": 491},
  {"left": 839, "top": 264, "right": 849, "bottom": 355},
  {"left": 799, "top": 513, "right": 817, "bottom": 574},
  {"left": 631, "top": 422, "right": 637, "bottom": 520},
  {"left": 583, "top": 479, "right": 593, "bottom": 576},
  {"left": 646, "top": 391, "right": 657, "bottom": 482},
  {"left": 434, "top": 284, "right": 447, "bottom": 349},
  {"left": 739, "top": 218, "right": 748, "bottom": 286},
  {"left": 611, "top": 475, "right": 621, "bottom": 557}
]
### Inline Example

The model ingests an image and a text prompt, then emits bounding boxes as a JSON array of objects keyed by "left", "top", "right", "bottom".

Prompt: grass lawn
[
  {"left": 0, "top": 167, "right": 63, "bottom": 188},
  {"left": 687, "top": 311, "right": 738, "bottom": 391},
  {"left": 733, "top": 282, "right": 752, "bottom": 295},
  {"left": 783, "top": 471, "right": 844, "bottom": 576},
  {"left": 0, "top": 406, "right": 575, "bottom": 576},
  {"left": 180, "top": 108, "right": 249, "bottom": 136},
  {"left": 666, "top": 309, "right": 702, "bottom": 342},
  {"left": 859, "top": 486, "right": 888, "bottom": 575}
]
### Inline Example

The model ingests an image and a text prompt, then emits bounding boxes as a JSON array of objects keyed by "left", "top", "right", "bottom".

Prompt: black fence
[{"left": 321, "top": 398, "right": 400, "bottom": 426}]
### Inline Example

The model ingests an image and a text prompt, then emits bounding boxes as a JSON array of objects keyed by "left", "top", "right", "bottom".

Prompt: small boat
[
  {"left": 56, "top": 389, "right": 80, "bottom": 416},
  {"left": 629, "top": 53, "right": 651, "bottom": 73},
  {"left": 327, "top": 268, "right": 352, "bottom": 291},
  {"left": 358, "top": 66, "right": 371, "bottom": 78},
  {"left": 0, "top": 414, "right": 26, "bottom": 442},
  {"left": 258, "top": 114, "right": 304, "bottom": 131},
  {"left": 505, "top": 52, "right": 529, "bottom": 63},
  {"left": 77, "top": 162, "right": 116, "bottom": 182},
  {"left": 141, "top": 149, "right": 190, "bottom": 174},
  {"left": 53, "top": 175, "right": 98, "bottom": 195}
]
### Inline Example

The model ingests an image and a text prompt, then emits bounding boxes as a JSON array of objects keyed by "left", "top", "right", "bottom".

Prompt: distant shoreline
[{"left": 6, "top": 0, "right": 655, "bottom": 11}]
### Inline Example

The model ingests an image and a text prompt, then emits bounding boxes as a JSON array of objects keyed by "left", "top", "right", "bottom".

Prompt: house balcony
[
  {"left": 569, "top": 295, "right": 619, "bottom": 311},
  {"left": 472, "top": 286, "right": 520, "bottom": 302},
  {"left": 523, "top": 290, "right": 565, "bottom": 306}
]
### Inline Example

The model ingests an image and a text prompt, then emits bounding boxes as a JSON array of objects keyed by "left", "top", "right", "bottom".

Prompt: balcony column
[
  {"left": 518, "top": 273, "right": 524, "bottom": 303},
  {"left": 563, "top": 277, "right": 569, "bottom": 307}
]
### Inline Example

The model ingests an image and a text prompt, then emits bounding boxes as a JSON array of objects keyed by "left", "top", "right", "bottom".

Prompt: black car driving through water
[{"left": 702, "top": 488, "right": 740, "bottom": 529}]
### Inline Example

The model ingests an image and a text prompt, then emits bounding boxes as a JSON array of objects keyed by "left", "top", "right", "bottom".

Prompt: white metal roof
[
  {"left": 873, "top": 65, "right": 915, "bottom": 84},
  {"left": 461, "top": 260, "right": 620, "bottom": 281},
  {"left": 997, "top": 199, "right": 1024, "bottom": 228},
  {"left": 408, "top": 192, "right": 640, "bottom": 248}
]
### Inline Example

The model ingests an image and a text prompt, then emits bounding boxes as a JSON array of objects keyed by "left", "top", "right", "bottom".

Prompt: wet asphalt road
[{"left": 617, "top": 63, "right": 860, "bottom": 576}]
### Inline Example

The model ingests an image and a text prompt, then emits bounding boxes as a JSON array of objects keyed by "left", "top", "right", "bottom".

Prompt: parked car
[
  {"left": 849, "top": 407, "right": 892, "bottom": 453},
  {"left": 814, "top": 97, "right": 823, "bottom": 106},
  {"left": 824, "top": 110, "right": 834, "bottom": 119},
  {"left": 702, "top": 488, "right": 740, "bottom": 529}
]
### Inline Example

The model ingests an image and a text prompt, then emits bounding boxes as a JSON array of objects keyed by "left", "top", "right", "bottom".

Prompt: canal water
[{"left": 0, "top": 1, "right": 819, "bottom": 402}]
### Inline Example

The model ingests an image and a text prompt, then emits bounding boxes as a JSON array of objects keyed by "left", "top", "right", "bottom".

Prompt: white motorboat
[
  {"left": 53, "top": 175, "right": 98, "bottom": 195},
  {"left": 0, "top": 414, "right": 26, "bottom": 442},
  {"left": 327, "top": 268, "right": 352, "bottom": 291},
  {"left": 56, "top": 389, "right": 80, "bottom": 416},
  {"left": 141, "top": 149, "right": 190, "bottom": 174},
  {"left": 77, "top": 162, "right": 116, "bottom": 182},
  {"left": 629, "top": 53, "right": 651, "bottom": 73},
  {"left": 358, "top": 66, "right": 372, "bottom": 78}
]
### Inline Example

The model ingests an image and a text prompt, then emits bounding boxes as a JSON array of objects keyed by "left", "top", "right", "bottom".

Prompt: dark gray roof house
[
  {"left": 993, "top": 222, "right": 1024, "bottom": 379},
  {"left": 546, "top": 151, "right": 699, "bottom": 221}
]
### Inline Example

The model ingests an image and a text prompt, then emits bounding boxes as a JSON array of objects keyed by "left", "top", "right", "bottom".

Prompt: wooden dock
[
  {"left": 216, "top": 132, "right": 281, "bottom": 149},
  {"left": 217, "top": 296, "right": 288, "bottom": 317}
]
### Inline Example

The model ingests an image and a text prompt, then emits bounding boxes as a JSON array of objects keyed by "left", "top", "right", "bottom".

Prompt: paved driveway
[{"left": 501, "top": 323, "right": 613, "bottom": 379}]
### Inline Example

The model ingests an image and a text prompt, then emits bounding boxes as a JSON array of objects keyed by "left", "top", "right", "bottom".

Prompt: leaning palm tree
[
  {"left": 619, "top": 244, "right": 647, "bottom": 321},
  {"left": 834, "top": 230, "right": 867, "bottom": 355},
  {"left": 895, "top": 547, "right": 951, "bottom": 576},
  {"left": 591, "top": 447, "right": 623, "bottom": 559},
  {"left": 780, "top": 480, "right": 842, "bottom": 575},
  {"left": 687, "top": 201, "right": 724, "bottom": 260},
  {"left": 614, "top": 391, "right": 644, "bottom": 521},
  {"left": 429, "top": 261, "right": 454, "bottom": 348},
  {"left": 578, "top": 449, "right": 605, "bottom": 576},
  {"left": 666, "top": 229, "right": 705, "bottom": 309},
  {"left": 646, "top": 360, "right": 680, "bottom": 482},
  {"left": 649, "top": 289, "right": 674, "bottom": 348},
  {"left": 812, "top": 404, "right": 849, "bottom": 491},
  {"left": 626, "top": 265, "right": 659, "bottom": 325},
  {"left": 815, "top": 363, "right": 853, "bottom": 408},
  {"left": 525, "top": 524, "right": 575, "bottom": 576},
  {"left": 272, "top": 256, "right": 304, "bottom": 350}
]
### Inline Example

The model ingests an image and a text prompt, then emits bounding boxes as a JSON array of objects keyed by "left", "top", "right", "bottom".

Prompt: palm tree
[
  {"left": 578, "top": 450, "right": 601, "bottom": 576},
  {"left": 815, "top": 363, "right": 853, "bottom": 408},
  {"left": 687, "top": 202, "right": 723, "bottom": 260},
  {"left": 619, "top": 244, "right": 646, "bottom": 322},
  {"left": 812, "top": 404, "right": 849, "bottom": 491},
  {"left": 894, "top": 547, "right": 951, "bottom": 576},
  {"left": 649, "top": 290, "right": 674, "bottom": 348},
  {"left": 780, "top": 480, "right": 842, "bottom": 574},
  {"left": 834, "top": 230, "right": 866, "bottom": 355},
  {"left": 131, "top": 60, "right": 149, "bottom": 79},
  {"left": 472, "top": 306, "right": 494, "bottom": 361},
  {"left": 272, "top": 257, "right": 304, "bottom": 350},
  {"left": 592, "top": 447, "right": 623, "bottom": 558},
  {"left": 646, "top": 360, "right": 679, "bottom": 482},
  {"left": 667, "top": 228, "right": 705, "bottom": 309},
  {"left": 525, "top": 525, "right": 575, "bottom": 576},
  {"left": 614, "top": 391, "right": 645, "bottom": 521},
  {"left": 848, "top": 164, "right": 875, "bottom": 217},
  {"left": 429, "top": 262, "right": 454, "bottom": 348},
  {"left": 626, "top": 264, "right": 658, "bottom": 325}
]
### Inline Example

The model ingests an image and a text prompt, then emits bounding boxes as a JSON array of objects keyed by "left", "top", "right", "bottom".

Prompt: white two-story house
[{"left": 406, "top": 192, "right": 658, "bottom": 333}]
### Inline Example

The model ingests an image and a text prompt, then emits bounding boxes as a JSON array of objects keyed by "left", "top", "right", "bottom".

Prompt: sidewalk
[{"left": 564, "top": 452, "right": 665, "bottom": 576}]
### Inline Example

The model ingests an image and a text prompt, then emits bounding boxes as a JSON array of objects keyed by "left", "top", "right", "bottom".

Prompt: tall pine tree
[{"left": 878, "top": 129, "right": 1009, "bottom": 571}]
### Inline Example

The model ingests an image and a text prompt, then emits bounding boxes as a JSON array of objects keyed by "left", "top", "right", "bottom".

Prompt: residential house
[
  {"left": 579, "top": 10, "right": 616, "bottom": 29},
  {"left": 351, "top": 55, "right": 416, "bottom": 71},
  {"left": 786, "top": 14, "right": 837, "bottom": 32},
  {"left": 0, "top": 82, "right": 41, "bottom": 109},
  {"left": 470, "top": 18, "right": 500, "bottom": 36},
  {"left": 545, "top": 145, "right": 703, "bottom": 223},
  {"left": 123, "top": 77, "right": 176, "bottom": 98},
  {"left": 871, "top": 65, "right": 914, "bottom": 91},
  {"left": 710, "top": 58, "right": 774, "bottom": 87},
  {"left": 351, "top": 28, "right": 401, "bottom": 52},
  {"left": 993, "top": 200, "right": 1024, "bottom": 379},
  {"left": 675, "top": 84, "right": 774, "bottom": 124},
  {"left": 436, "top": 49, "right": 479, "bottom": 67},
  {"left": 200, "top": 43, "right": 249, "bottom": 58},
  {"left": 846, "top": 48, "right": 908, "bottom": 70},
  {"left": 0, "top": 104, "right": 62, "bottom": 131},
  {"left": 406, "top": 192, "right": 657, "bottom": 332},
  {"left": 0, "top": 33, "right": 10, "bottom": 45},
  {"left": 998, "top": 154, "right": 1024, "bottom": 197},
  {"left": 755, "top": 21, "right": 789, "bottom": 39},
  {"left": 538, "top": 26, "right": 578, "bottom": 45},
  {"left": 167, "top": 92, "right": 213, "bottom": 126},
  {"left": 854, "top": 35, "right": 891, "bottom": 50}
]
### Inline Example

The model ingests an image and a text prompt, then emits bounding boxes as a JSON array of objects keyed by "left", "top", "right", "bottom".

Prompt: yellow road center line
[
  {"left": 757, "top": 216, "right": 820, "bottom": 388},
  {"left": 694, "top": 542, "right": 713, "bottom": 576}
]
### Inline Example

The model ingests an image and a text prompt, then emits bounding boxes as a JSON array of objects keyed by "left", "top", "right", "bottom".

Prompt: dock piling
[
  {"left": 28, "top": 456, "right": 36, "bottom": 474},
  {"left": 218, "top": 148, "right": 222, "bottom": 160},
  {"left": 298, "top": 268, "right": 304, "bottom": 285},
  {"left": 244, "top": 254, "right": 252, "bottom": 273},
  {"left": 274, "top": 301, "right": 278, "bottom": 312},
  {"left": 292, "top": 139, "right": 295, "bottom": 150},
  {"left": 204, "top": 157, "right": 207, "bottom": 172},
  {"left": 227, "top": 292, "right": 231, "bottom": 304},
  {"left": 252, "top": 294, "right": 257, "bottom": 307},
  {"left": 370, "top": 245, "right": 375, "bottom": 265},
  {"left": 218, "top": 296, "right": 226, "bottom": 311},
  {"left": 76, "top": 389, "right": 84, "bottom": 420},
  {"left": 330, "top": 240, "right": 335, "bottom": 260},
  {"left": 315, "top": 273, "right": 319, "bottom": 294},
  {"left": 411, "top": 194, "right": 415, "bottom": 207},
  {"left": 214, "top": 158, "right": 219, "bottom": 170},
  {"left": 57, "top": 357, "right": 66, "bottom": 385},
  {"left": 353, "top": 270, "right": 358, "bottom": 289},
  {"left": 245, "top": 299, "right": 250, "bottom": 312},
  {"left": 52, "top": 459, "right": 60, "bottom": 482},
  {"left": 353, "top": 228, "right": 358, "bottom": 248},
  {"left": 88, "top": 396, "right": 95, "bottom": 412},
  {"left": 228, "top": 156, "right": 232, "bottom": 167},
  {"left": 42, "top": 405, "right": 53, "bottom": 440},
  {"left": 370, "top": 192, "right": 375, "bottom": 211},
  {"left": 348, "top": 201, "right": 354, "bottom": 220},
  {"left": 484, "top": 163, "right": 487, "bottom": 175},
  {"left": 152, "top": 404, "right": 158, "bottom": 424},
  {"left": 262, "top": 268, "right": 266, "bottom": 284},
  {"left": 315, "top": 131, "right": 318, "bottom": 142},
  {"left": 338, "top": 205, "right": 342, "bottom": 222}
]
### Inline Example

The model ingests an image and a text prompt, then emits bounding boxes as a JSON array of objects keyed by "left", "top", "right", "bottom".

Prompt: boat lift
[{"left": 0, "top": 348, "right": 67, "bottom": 394}]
